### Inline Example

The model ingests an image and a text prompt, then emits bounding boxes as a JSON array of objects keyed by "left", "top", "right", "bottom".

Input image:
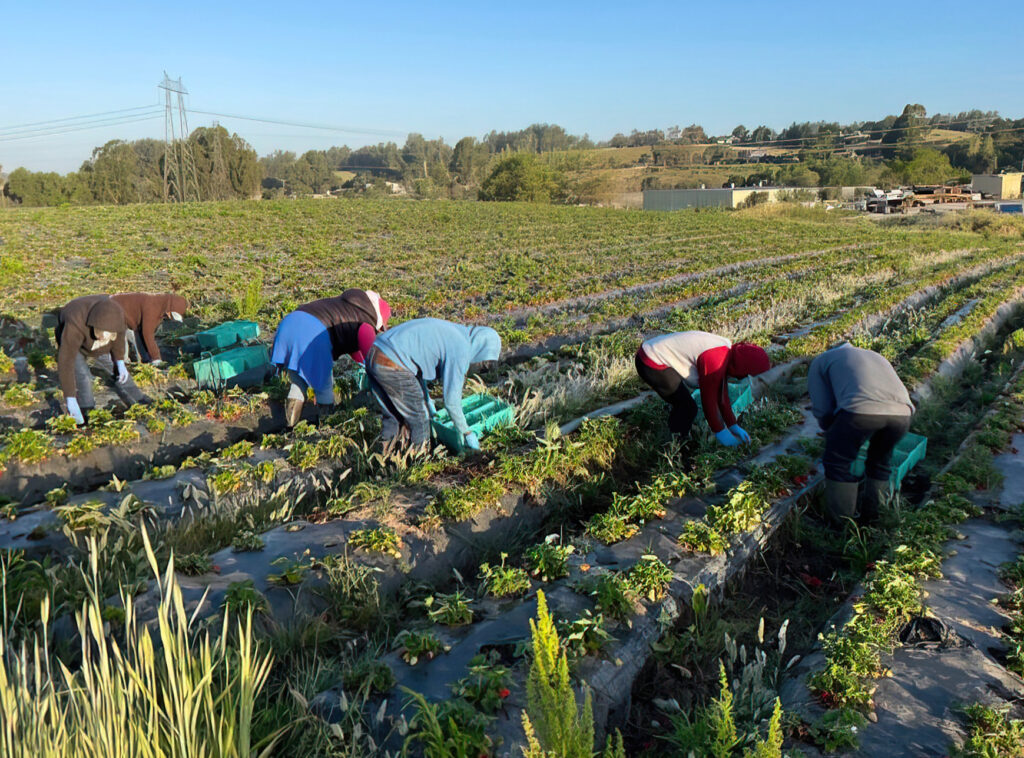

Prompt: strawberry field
[{"left": 1, "top": 198, "right": 1023, "bottom": 757}]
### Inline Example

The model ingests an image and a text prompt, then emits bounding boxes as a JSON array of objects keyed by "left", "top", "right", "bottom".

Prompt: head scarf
[
  {"left": 728, "top": 342, "right": 770, "bottom": 378},
  {"left": 364, "top": 290, "right": 391, "bottom": 331}
]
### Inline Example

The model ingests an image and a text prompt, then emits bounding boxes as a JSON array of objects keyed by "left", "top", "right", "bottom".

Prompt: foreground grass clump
[
  {"left": 0, "top": 532, "right": 275, "bottom": 758},
  {"left": 953, "top": 703, "right": 1024, "bottom": 758}
]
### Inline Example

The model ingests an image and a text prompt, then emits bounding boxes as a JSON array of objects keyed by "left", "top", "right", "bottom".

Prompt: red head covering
[
  {"left": 728, "top": 342, "right": 770, "bottom": 378},
  {"left": 378, "top": 298, "right": 391, "bottom": 328}
]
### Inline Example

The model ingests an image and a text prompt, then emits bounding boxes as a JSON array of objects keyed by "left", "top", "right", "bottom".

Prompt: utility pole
[{"left": 159, "top": 72, "right": 199, "bottom": 202}]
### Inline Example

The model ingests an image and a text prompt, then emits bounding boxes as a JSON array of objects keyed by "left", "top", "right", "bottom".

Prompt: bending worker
[
  {"left": 271, "top": 289, "right": 391, "bottom": 427},
  {"left": 110, "top": 292, "right": 188, "bottom": 365},
  {"left": 365, "top": 318, "right": 501, "bottom": 451},
  {"left": 635, "top": 330, "right": 771, "bottom": 446},
  {"left": 808, "top": 342, "right": 914, "bottom": 524},
  {"left": 56, "top": 295, "right": 148, "bottom": 425}
]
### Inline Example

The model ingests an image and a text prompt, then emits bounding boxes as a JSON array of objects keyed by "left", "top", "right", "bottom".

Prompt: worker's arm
[
  {"left": 349, "top": 322, "right": 377, "bottom": 365},
  {"left": 696, "top": 347, "right": 731, "bottom": 433},
  {"left": 109, "top": 330, "right": 126, "bottom": 363},
  {"left": 807, "top": 359, "right": 835, "bottom": 430},
  {"left": 56, "top": 328, "right": 84, "bottom": 399},
  {"left": 441, "top": 353, "right": 472, "bottom": 437}
]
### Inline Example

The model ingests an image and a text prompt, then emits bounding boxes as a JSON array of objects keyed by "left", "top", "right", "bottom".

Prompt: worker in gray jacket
[{"left": 808, "top": 343, "right": 914, "bottom": 524}]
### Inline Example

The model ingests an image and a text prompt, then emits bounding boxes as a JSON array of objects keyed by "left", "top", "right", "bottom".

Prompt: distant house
[
  {"left": 643, "top": 186, "right": 801, "bottom": 210},
  {"left": 972, "top": 173, "right": 1023, "bottom": 200}
]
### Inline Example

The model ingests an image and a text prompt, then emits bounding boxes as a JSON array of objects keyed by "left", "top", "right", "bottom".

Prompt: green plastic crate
[
  {"left": 194, "top": 320, "right": 260, "bottom": 350},
  {"left": 850, "top": 432, "right": 927, "bottom": 489},
  {"left": 692, "top": 377, "right": 754, "bottom": 418},
  {"left": 192, "top": 345, "right": 271, "bottom": 390},
  {"left": 431, "top": 394, "right": 515, "bottom": 452}
]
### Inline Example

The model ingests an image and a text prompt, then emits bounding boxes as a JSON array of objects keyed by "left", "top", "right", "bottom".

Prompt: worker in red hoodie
[
  {"left": 271, "top": 289, "right": 391, "bottom": 426},
  {"left": 635, "top": 331, "right": 771, "bottom": 446},
  {"left": 110, "top": 292, "right": 188, "bottom": 365}
]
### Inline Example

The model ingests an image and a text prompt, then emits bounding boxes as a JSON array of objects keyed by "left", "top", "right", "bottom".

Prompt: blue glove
[
  {"left": 729, "top": 424, "right": 751, "bottom": 444},
  {"left": 715, "top": 429, "right": 740, "bottom": 447},
  {"left": 463, "top": 432, "right": 481, "bottom": 451}
]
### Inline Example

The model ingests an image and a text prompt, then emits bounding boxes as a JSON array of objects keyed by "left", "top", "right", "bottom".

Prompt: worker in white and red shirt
[{"left": 635, "top": 331, "right": 771, "bottom": 446}]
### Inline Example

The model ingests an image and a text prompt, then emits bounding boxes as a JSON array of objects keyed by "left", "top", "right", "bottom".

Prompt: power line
[
  {"left": 723, "top": 116, "right": 1013, "bottom": 149},
  {"left": 0, "top": 105, "right": 158, "bottom": 135},
  {"left": 189, "top": 109, "right": 407, "bottom": 138},
  {"left": 0, "top": 113, "right": 163, "bottom": 143}
]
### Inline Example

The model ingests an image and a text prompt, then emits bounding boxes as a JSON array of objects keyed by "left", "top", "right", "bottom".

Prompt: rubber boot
[
  {"left": 825, "top": 479, "right": 860, "bottom": 525},
  {"left": 284, "top": 398, "right": 304, "bottom": 428},
  {"left": 316, "top": 403, "right": 336, "bottom": 427},
  {"left": 860, "top": 478, "right": 890, "bottom": 525}
]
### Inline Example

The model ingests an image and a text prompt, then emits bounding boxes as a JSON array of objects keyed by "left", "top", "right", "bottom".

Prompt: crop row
[{"left": 1, "top": 200, "right": 1011, "bottom": 328}]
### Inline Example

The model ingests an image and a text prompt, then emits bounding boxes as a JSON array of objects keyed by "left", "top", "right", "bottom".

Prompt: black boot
[
  {"left": 316, "top": 403, "right": 336, "bottom": 426},
  {"left": 860, "top": 478, "right": 890, "bottom": 525},
  {"left": 825, "top": 479, "right": 860, "bottom": 525}
]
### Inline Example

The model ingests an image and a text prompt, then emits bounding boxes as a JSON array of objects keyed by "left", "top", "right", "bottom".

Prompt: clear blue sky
[{"left": 3, "top": 0, "right": 1022, "bottom": 173}]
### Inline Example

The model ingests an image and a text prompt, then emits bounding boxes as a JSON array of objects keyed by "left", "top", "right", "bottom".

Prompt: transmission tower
[{"left": 159, "top": 72, "right": 199, "bottom": 202}]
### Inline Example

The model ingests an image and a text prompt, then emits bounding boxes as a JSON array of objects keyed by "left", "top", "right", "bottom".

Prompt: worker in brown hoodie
[
  {"left": 55, "top": 295, "right": 148, "bottom": 424},
  {"left": 110, "top": 292, "right": 188, "bottom": 365}
]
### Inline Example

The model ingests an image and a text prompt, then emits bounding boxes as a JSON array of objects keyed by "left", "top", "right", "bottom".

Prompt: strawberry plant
[
  {"left": 525, "top": 540, "right": 574, "bottom": 582},
  {"left": 395, "top": 629, "right": 449, "bottom": 666},
  {"left": 176, "top": 553, "right": 213, "bottom": 576},
  {"left": 626, "top": 555, "right": 673, "bottom": 602},
  {"left": 221, "top": 580, "right": 268, "bottom": 614},
  {"left": 1, "top": 383, "right": 36, "bottom": 408},
  {"left": 424, "top": 591, "right": 474, "bottom": 626},
  {"left": 348, "top": 527, "right": 402, "bottom": 559},
  {"left": 479, "top": 553, "right": 531, "bottom": 597}
]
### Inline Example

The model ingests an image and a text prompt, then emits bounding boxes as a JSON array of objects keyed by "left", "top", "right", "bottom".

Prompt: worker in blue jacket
[{"left": 365, "top": 318, "right": 501, "bottom": 450}]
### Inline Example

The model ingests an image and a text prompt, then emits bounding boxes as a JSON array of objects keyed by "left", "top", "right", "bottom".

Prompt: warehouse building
[
  {"left": 972, "top": 173, "right": 1023, "bottom": 200},
  {"left": 642, "top": 186, "right": 792, "bottom": 211}
]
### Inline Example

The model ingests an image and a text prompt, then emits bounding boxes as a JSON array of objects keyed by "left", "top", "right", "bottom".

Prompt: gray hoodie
[{"left": 808, "top": 343, "right": 913, "bottom": 428}]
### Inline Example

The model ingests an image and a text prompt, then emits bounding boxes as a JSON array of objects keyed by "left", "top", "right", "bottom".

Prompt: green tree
[
  {"left": 478, "top": 153, "right": 567, "bottom": 203},
  {"left": 883, "top": 148, "right": 963, "bottom": 186},
  {"left": 450, "top": 136, "right": 489, "bottom": 186},
  {"left": 81, "top": 140, "right": 139, "bottom": 204}
]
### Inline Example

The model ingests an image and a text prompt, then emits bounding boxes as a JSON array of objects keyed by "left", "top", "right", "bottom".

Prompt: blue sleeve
[
  {"left": 441, "top": 338, "right": 472, "bottom": 436},
  {"left": 807, "top": 359, "right": 835, "bottom": 430}
]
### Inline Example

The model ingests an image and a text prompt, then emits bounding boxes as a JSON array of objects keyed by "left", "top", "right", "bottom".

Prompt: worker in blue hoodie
[{"left": 365, "top": 318, "right": 502, "bottom": 450}]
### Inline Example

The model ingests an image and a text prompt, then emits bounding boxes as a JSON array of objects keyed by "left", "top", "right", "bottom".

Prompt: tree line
[
  {"left": 3, "top": 126, "right": 261, "bottom": 207},
  {"left": 3, "top": 105, "right": 1023, "bottom": 207}
]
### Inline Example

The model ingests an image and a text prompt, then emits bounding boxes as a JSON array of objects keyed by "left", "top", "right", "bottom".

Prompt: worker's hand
[
  {"left": 115, "top": 360, "right": 130, "bottom": 385},
  {"left": 426, "top": 397, "right": 438, "bottom": 417},
  {"left": 151, "top": 359, "right": 165, "bottom": 368},
  {"left": 65, "top": 397, "right": 85, "bottom": 425},
  {"left": 463, "top": 432, "right": 481, "bottom": 451},
  {"left": 729, "top": 424, "right": 751, "bottom": 444},
  {"left": 715, "top": 429, "right": 741, "bottom": 447}
]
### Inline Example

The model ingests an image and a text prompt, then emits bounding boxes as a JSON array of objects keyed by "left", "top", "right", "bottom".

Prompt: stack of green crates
[
  {"left": 691, "top": 377, "right": 754, "bottom": 417},
  {"left": 192, "top": 345, "right": 271, "bottom": 390},
  {"left": 431, "top": 394, "right": 515, "bottom": 452},
  {"left": 194, "top": 321, "right": 260, "bottom": 350},
  {"left": 850, "top": 433, "right": 927, "bottom": 490}
]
